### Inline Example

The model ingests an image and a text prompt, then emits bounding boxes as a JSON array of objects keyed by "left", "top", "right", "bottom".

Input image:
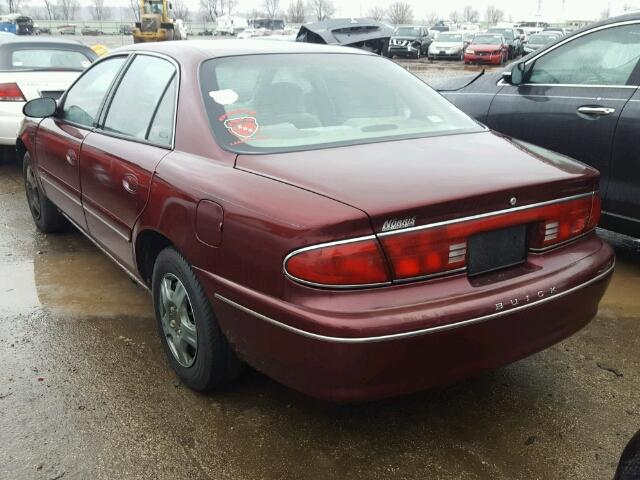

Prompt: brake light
[
  {"left": 380, "top": 193, "right": 600, "bottom": 280},
  {"left": 0, "top": 82, "right": 25, "bottom": 101},
  {"left": 529, "top": 193, "right": 601, "bottom": 250},
  {"left": 285, "top": 237, "right": 390, "bottom": 287}
]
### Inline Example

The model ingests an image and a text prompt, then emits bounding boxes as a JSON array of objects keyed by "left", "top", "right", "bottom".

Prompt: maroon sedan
[
  {"left": 464, "top": 33, "right": 509, "bottom": 65},
  {"left": 18, "top": 41, "right": 614, "bottom": 402}
]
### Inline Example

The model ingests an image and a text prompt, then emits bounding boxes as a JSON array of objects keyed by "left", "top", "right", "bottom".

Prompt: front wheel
[
  {"left": 152, "top": 247, "right": 243, "bottom": 391},
  {"left": 23, "top": 152, "right": 67, "bottom": 233}
]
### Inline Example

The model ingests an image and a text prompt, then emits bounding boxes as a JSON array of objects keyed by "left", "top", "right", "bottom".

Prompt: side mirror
[
  {"left": 23, "top": 97, "right": 57, "bottom": 118},
  {"left": 504, "top": 62, "right": 527, "bottom": 86}
]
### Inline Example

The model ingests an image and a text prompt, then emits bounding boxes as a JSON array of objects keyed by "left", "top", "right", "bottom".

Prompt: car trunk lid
[
  {"left": 236, "top": 131, "right": 599, "bottom": 235},
  {"left": 2, "top": 71, "right": 82, "bottom": 101}
]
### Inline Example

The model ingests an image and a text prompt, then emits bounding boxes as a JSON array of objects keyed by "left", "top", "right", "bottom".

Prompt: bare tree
[
  {"left": 42, "top": 0, "right": 56, "bottom": 19},
  {"left": 599, "top": 7, "right": 611, "bottom": 19},
  {"left": 461, "top": 5, "right": 479, "bottom": 23},
  {"left": 128, "top": 0, "right": 139, "bottom": 21},
  {"left": 387, "top": 2, "right": 412, "bottom": 25},
  {"left": 56, "top": 0, "right": 79, "bottom": 20},
  {"left": 172, "top": 0, "right": 190, "bottom": 20},
  {"left": 7, "top": 0, "right": 29, "bottom": 13},
  {"left": 263, "top": 0, "right": 279, "bottom": 18},
  {"left": 425, "top": 11, "right": 439, "bottom": 26},
  {"left": 485, "top": 5, "right": 504, "bottom": 25},
  {"left": 226, "top": 0, "right": 237, "bottom": 15},
  {"left": 286, "top": 0, "right": 304, "bottom": 23},
  {"left": 367, "top": 6, "right": 385, "bottom": 21},
  {"left": 91, "top": 0, "right": 106, "bottom": 20},
  {"left": 307, "top": 0, "right": 334, "bottom": 21},
  {"left": 448, "top": 10, "right": 460, "bottom": 24}
]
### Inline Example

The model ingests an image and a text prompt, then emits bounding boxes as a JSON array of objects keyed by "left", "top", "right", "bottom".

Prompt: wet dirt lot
[{"left": 1, "top": 54, "right": 640, "bottom": 480}]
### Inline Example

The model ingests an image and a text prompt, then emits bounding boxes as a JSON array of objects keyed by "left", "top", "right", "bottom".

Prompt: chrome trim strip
[
  {"left": 283, "top": 235, "right": 393, "bottom": 289},
  {"left": 214, "top": 261, "right": 615, "bottom": 344},
  {"left": 529, "top": 229, "right": 596, "bottom": 253},
  {"left": 392, "top": 266, "right": 467, "bottom": 284},
  {"left": 39, "top": 173, "right": 82, "bottom": 207},
  {"left": 601, "top": 210, "right": 640, "bottom": 223},
  {"left": 83, "top": 203, "right": 130, "bottom": 242},
  {"left": 59, "top": 212, "right": 149, "bottom": 291},
  {"left": 378, "top": 192, "right": 595, "bottom": 237}
]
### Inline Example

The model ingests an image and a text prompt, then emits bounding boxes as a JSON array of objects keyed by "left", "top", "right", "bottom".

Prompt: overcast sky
[{"left": 210, "top": 0, "right": 638, "bottom": 22}]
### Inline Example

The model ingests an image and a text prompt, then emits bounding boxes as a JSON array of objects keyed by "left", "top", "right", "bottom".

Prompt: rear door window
[{"left": 102, "top": 55, "right": 176, "bottom": 143}]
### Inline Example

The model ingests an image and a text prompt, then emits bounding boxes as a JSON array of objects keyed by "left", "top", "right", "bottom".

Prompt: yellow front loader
[{"left": 132, "top": 0, "right": 187, "bottom": 43}]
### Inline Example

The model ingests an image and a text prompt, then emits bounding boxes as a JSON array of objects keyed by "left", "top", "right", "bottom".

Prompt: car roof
[
  {"left": 113, "top": 39, "right": 374, "bottom": 60},
  {"left": 0, "top": 36, "right": 85, "bottom": 46}
]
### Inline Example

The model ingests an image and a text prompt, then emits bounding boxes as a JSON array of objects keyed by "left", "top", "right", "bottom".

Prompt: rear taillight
[
  {"left": 0, "top": 82, "right": 25, "bottom": 101},
  {"left": 529, "top": 193, "right": 601, "bottom": 250},
  {"left": 380, "top": 193, "right": 600, "bottom": 281},
  {"left": 285, "top": 193, "right": 600, "bottom": 288},
  {"left": 284, "top": 237, "right": 391, "bottom": 287}
]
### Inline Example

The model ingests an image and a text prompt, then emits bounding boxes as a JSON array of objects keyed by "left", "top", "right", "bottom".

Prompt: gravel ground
[{"left": 1, "top": 37, "right": 639, "bottom": 480}]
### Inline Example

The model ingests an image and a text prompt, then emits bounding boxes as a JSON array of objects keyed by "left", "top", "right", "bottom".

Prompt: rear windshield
[
  {"left": 9, "top": 49, "right": 92, "bottom": 71},
  {"left": 436, "top": 34, "right": 462, "bottom": 42},
  {"left": 395, "top": 27, "right": 421, "bottom": 36},
  {"left": 489, "top": 29, "right": 514, "bottom": 39},
  {"left": 529, "top": 34, "right": 558, "bottom": 43},
  {"left": 473, "top": 35, "right": 503, "bottom": 44},
  {"left": 200, "top": 53, "right": 481, "bottom": 154}
]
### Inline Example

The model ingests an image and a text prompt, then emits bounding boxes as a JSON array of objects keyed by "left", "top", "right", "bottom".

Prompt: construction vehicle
[{"left": 132, "top": 0, "right": 187, "bottom": 43}]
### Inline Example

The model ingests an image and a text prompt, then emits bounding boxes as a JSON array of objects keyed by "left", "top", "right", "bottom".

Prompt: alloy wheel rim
[
  {"left": 25, "top": 165, "right": 41, "bottom": 220},
  {"left": 159, "top": 273, "right": 198, "bottom": 367}
]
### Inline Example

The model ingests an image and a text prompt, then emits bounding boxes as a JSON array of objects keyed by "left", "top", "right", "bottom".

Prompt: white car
[
  {"left": 0, "top": 37, "right": 96, "bottom": 159},
  {"left": 237, "top": 28, "right": 262, "bottom": 39},
  {"left": 428, "top": 31, "right": 473, "bottom": 60}
]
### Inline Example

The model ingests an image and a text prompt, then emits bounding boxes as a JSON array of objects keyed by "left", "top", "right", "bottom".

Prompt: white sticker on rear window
[
  {"left": 13, "top": 61, "right": 22, "bottom": 66},
  {"left": 81, "top": 60, "right": 91, "bottom": 68},
  {"left": 428, "top": 115, "right": 443, "bottom": 123},
  {"left": 209, "top": 89, "right": 238, "bottom": 105}
]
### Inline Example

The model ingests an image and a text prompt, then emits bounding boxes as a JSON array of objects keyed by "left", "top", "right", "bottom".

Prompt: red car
[
  {"left": 18, "top": 41, "right": 614, "bottom": 402},
  {"left": 464, "top": 33, "right": 509, "bottom": 65}
]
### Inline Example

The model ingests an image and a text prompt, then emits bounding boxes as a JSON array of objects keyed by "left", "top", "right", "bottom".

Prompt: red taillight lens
[
  {"left": 285, "top": 238, "right": 390, "bottom": 287},
  {"left": 0, "top": 82, "right": 25, "bottom": 101},
  {"left": 381, "top": 193, "right": 600, "bottom": 280},
  {"left": 529, "top": 193, "right": 600, "bottom": 249}
]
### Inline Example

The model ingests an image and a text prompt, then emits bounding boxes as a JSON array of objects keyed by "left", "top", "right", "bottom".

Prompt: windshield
[
  {"left": 436, "top": 34, "right": 462, "bottom": 42},
  {"left": 9, "top": 49, "right": 92, "bottom": 71},
  {"left": 395, "top": 27, "right": 421, "bottom": 36},
  {"left": 200, "top": 54, "right": 481, "bottom": 154},
  {"left": 489, "top": 28, "right": 514, "bottom": 40},
  {"left": 473, "top": 35, "right": 502, "bottom": 45},
  {"left": 529, "top": 33, "right": 558, "bottom": 43},
  {"left": 143, "top": 0, "right": 163, "bottom": 14}
]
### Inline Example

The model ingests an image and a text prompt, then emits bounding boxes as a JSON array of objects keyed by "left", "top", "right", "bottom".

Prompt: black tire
[
  {"left": 23, "top": 152, "right": 67, "bottom": 233},
  {"left": 152, "top": 247, "right": 243, "bottom": 391}
]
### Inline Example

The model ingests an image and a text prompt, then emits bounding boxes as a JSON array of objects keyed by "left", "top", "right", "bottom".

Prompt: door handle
[
  {"left": 65, "top": 149, "right": 77, "bottom": 166},
  {"left": 577, "top": 106, "right": 616, "bottom": 116},
  {"left": 122, "top": 174, "right": 138, "bottom": 194}
]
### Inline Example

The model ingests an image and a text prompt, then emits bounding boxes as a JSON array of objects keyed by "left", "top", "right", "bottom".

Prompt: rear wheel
[
  {"left": 152, "top": 247, "right": 243, "bottom": 391},
  {"left": 23, "top": 152, "right": 67, "bottom": 233}
]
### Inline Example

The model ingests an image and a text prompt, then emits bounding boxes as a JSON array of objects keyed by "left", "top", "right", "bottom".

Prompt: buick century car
[{"left": 19, "top": 41, "right": 614, "bottom": 402}]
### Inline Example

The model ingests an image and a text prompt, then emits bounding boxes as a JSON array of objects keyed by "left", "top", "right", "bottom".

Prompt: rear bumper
[
  {"left": 199, "top": 235, "right": 614, "bottom": 402},
  {"left": 0, "top": 102, "right": 24, "bottom": 145}
]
